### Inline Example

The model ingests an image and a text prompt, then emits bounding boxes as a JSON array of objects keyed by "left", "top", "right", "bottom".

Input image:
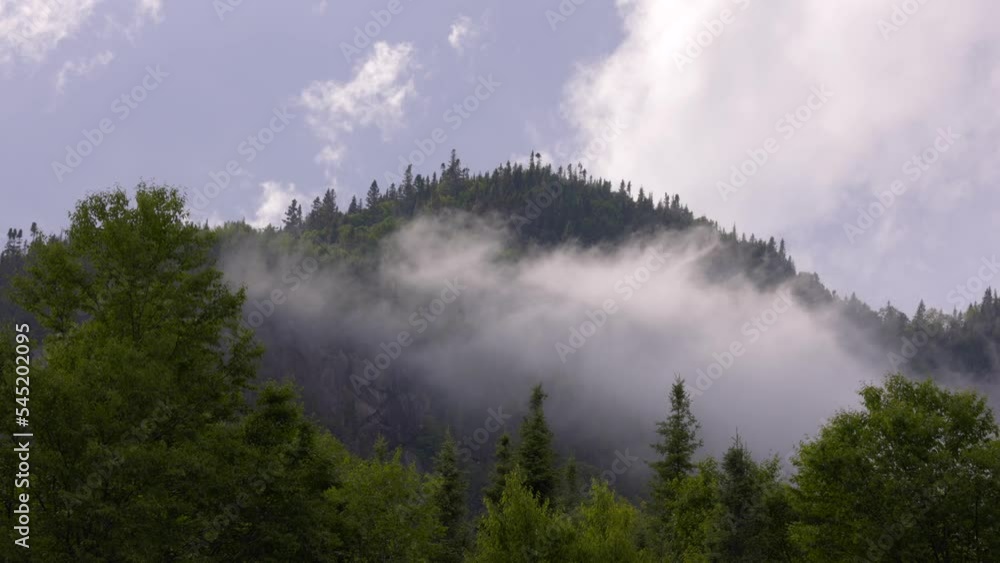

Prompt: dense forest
[{"left": 1, "top": 155, "right": 1000, "bottom": 560}]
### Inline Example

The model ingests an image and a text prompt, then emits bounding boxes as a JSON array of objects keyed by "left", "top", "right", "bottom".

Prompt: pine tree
[
  {"left": 282, "top": 198, "right": 303, "bottom": 232},
  {"left": 650, "top": 376, "right": 702, "bottom": 502},
  {"left": 484, "top": 433, "right": 513, "bottom": 505},
  {"left": 708, "top": 434, "right": 761, "bottom": 560},
  {"left": 366, "top": 180, "right": 381, "bottom": 209},
  {"left": 347, "top": 195, "right": 359, "bottom": 214},
  {"left": 562, "top": 455, "right": 580, "bottom": 509},
  {"left": 431, "top": 429, "right": 468, "bottom": 562},
  {"left": 517, "top": 384, "right": 557, "bottom": 505}
]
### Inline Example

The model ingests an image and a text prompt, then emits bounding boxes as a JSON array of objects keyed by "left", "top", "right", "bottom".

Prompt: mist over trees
[{"left": 1, "top": 162, "right": 999, "bottom": 560}]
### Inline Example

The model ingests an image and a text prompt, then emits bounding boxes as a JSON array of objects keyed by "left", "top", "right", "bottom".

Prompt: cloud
[
  {"left": 0, "top": 0, "right": 100, "bottom": 65},
  {"left": 222, "top": 213, "right": 891, "bottom": 480},
  {"left": 556, "top": 0, "right": 1000, "bottom": 308},
  {"left": 0, "top": 0, "right": 162, "bottom": 67},
  {"left": 55, "top": 49, "right": 114, "bottom": 92},
  {"left": 447, "top": 15, "right": 480, "bottom": 53},
  {"left": 297, "top": 41, "right": 417, "bottom": 176},
  {"left": 249, "top": 181, "right": 308, "bottom": 229}
]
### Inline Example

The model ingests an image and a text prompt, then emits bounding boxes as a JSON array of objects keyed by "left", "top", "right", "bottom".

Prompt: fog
[{"left": 221, "top": 213, "right": 899, "bottom": 488}]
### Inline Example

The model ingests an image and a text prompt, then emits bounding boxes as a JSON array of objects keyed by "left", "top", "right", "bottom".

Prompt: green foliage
[
  {"left": 792, "top": 373, "right": 1000, "bottom": 561},
  {"left": 650, "top": 376, "right": 703, "bottom": 511},
  {"left": 484, "top": 432, "right": 513, "bottom": 505},
  {"left": 326, "top": 446, "right": 444, "bottom": 562},
  {"left": 430, "top": 428, "right": 470, "bottom": 562},
  {"left": 705, "top": 437, "right": 795, "bottom": 561},
  {"left": 573, "top": 480, "right": 653, "bottom": 562},
  {"left": 517, "top": 384, "right": 558, "bottom": 506},
  {"left": 471, "top": 468, "right": 575, "bottom": 563},
  {"left": 1, "top": 174, "right": 1000, "bottom": 560}
]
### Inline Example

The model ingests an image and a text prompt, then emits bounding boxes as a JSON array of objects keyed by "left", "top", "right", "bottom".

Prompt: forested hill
[
  {"left": 1, "top": 167, "right": 999, "bottom": 560},
  {"left": 2, "top": 152, "right": 1000, "bottom": 381},
  {"left": 245, "top": 151, "right": 995, "bottom": 383}
]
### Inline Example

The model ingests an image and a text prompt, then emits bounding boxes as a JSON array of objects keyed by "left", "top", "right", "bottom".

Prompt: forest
[{"left": 1, "top": 154, "right": 999, "bottom": 561}]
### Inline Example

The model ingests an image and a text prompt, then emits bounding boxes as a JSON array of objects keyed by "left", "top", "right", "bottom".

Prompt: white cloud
[
  {"left": 448, "top": 15, "right": 480, "bottom": 53},
  {"left": 0, "top": 0, "right": 162, "bottom": 67},
  {"left": 250, "top": 181, "right": 308, "bottom": 229},
  {"left": 559, "top": 0, "right": 1000, "bottom": 308},
  {"left": 55, "top": 49, "right": 114, "bottom": 92},
  {"left": 297, "top": 41, "right": 416, "bottom": 176},
  {"left": 0, "top": 0, "right": 100, "bottom": 65}
]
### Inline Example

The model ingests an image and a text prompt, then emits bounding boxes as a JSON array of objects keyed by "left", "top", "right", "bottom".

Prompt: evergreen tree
[
  {"left": 485, "top": 433, "right": 513, "bottom": 505},
  {"left": 366, "top": 180, "right": 381, "bottom": 209},
  {"left": 283, "top": 198, "right": 303, "bottom": 232},
  {"left": 517, "top": 384, "right": 557, "bottom": 505},
  {"left": 649, "top": 376, "right": 702, "bottom": 508},
  {"left": 708, "top": 434, "right": 759, "bottom": 560},
  {"left": 431, "top": 428, "right": 469, "bottom": 562}
]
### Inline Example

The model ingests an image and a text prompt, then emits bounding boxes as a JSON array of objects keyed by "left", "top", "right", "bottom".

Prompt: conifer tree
[
  {"left": 649, "top": 376, "right": 702, "bottom": 508},
  {"left": 366, "top": 180, "right": 381, "bottom": 209},
  {"left": 431, "top": 429, "right": 468, "bottom": 562},
  {"left": 517, "top": 384, "right": 557, "bottom": 505},
  {"left": 485, "top": 433, "right": 513, "bottom": 505}
]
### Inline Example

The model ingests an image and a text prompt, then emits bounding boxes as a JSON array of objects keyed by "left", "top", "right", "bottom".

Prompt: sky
[{"left": 1, "top": 0, "right": 998, "bottom": 314}]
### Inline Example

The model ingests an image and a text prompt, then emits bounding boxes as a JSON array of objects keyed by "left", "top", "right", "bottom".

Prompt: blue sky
[{"left": 2, "top": 0, "right": 998, "bottom": 314}]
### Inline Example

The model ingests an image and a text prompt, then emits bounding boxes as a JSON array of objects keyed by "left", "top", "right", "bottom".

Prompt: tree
[
  {"left": 366, "top": 180, "right": 381, "bottom": 209},
  {"left": 471, "top": 468, "right": 575, "bottom": 563},
  {"left": 649, "top": 376, "right": 702, "bottom": 511},
  {"left": 327, "top": 445, "right": 443, "bottom": 561},
  {"left": 517, "top": 384, "right": 557, "bottom": 505},
  {"left": 0, "top": 185, "right": 343, "bottom": 561},
  {"left": 431, "top": 428, "right": 469, "bottom": 562},
  {"left": 283, "top": 198, "right": 303, "bottom": 232},
  {"left": 574, "top": 480, "right": 653, "bottom": 562},
  {"left": 792, "top": 374, "right": 1000, "bottom": 561},
  {"left": 485, "top": 433, "right": 513, "bottom": 505},
  {"left": 706, "top": 435, "right": 761, "bottom": 560}
]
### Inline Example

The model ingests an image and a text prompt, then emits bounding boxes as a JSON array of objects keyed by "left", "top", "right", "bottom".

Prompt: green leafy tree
[
  {"left": 326, "top": 445, "right": 443, "bottom": 562},
  {"left": 573, "top": 480, "right": 653, "bottom": 562},
  {"left": 792, "top": 374, "right": 1000, "bottom": 561},
  {"left": 471, "top": 468, "right": 575, "bottom": 563},
  {"left": 0, "top": 185, "right": 342, "bottom": 561}
]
